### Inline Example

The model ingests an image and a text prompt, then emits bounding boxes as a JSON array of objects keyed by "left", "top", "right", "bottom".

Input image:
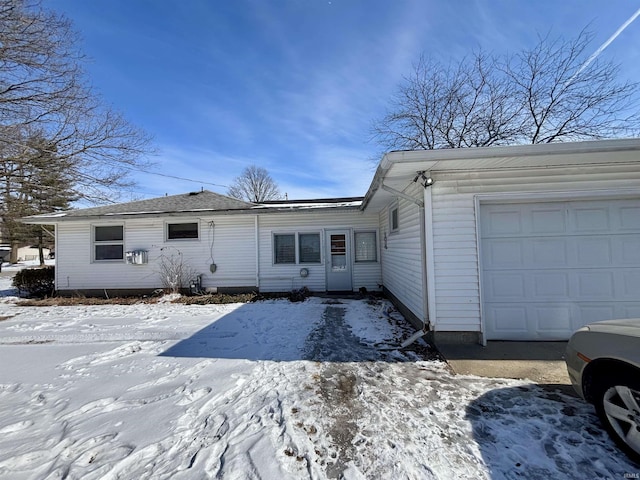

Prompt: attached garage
[
  {"left": 361, "top": 138, "right": 640, "bottom": 343},
  {"left": 480, "top": 198, "right": 640, "bottom": 340}
]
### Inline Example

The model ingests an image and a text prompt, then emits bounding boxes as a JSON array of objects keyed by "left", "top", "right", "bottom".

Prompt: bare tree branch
[{"left": 373, "top": 30, "right": 640, "bottom": 151}]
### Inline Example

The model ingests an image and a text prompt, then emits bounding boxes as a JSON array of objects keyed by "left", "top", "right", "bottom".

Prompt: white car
[{"left": 566, "top": 319, "right": 640, "bottom": 463}]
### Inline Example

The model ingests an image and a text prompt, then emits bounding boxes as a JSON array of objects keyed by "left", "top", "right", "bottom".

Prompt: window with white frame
[
  {"left": 299, "top": 233, "right": 321, "bottom": 263},
  {"left": 390, "top": 205, "right": 399, "bottom": 232},
  {"left": 167, "top": 222, "right": 199, "bottom": 240},
  {"left": 93, "top": 225, "right": 124, "bottom": 261},
  {"left": 354, "top": 231, "right": 377, "bottom": 262},
  {"left": 274, "top": 234, "right": 296, "bottom": 264},
  {"left": 273, "top": 232, "right": 321, "bottom": 264}
]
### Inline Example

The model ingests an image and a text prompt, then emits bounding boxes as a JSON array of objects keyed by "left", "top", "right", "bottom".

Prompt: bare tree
[
  {"left": 0, "top": 0, "right": 153, "bottom": 261},
  {"left": 373, "top": 30, "right": 640, "bottom": 150},
  {"left": 0, "top": 0, "right": 153, "bottom": 203},
  {"left": 227, "top": 165, "right": 282, "bottom": 202}
]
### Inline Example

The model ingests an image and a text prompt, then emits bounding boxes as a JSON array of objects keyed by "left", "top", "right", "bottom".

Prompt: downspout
[
  {"left": 423, "top": 187, "right": 437, "bottom": 334},
  {"left": 54, "top": 224, "right": 59, "bottom": 292},
  {"left": 255, "top": 215, "right": 260, "bottom": 289},
  {"left": 418, "top": 205, "right": 430, "bottom": 331}
]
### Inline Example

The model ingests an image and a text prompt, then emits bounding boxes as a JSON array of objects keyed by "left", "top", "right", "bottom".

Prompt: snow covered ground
[{"left": 0, "top": 276, "right": 637, "bottom": 479}]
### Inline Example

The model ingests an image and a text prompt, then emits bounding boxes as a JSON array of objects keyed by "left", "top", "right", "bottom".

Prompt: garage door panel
[
  {"left": 533, "top": 272, "right": 570, "bottom": 298},
  {"left": 482, "top": 209, "right": 523, "bottom": 236},
  {"left": 575, "top": 237, "right": 613, "bottom": 266},
  {"left": 623, "top": 304, "right": 640, "bottom": 317},
  {"left": 534, "top": 305, "right": 573, "bottom": 333},
  {"left": 484, "top": 239, "right": 524, "bottom": 268},
  {"left": 573, "top": 206, "right": 611, "bottom": 232},
  {"left": 579, "top": 305, "right": 617, "bottom": 325},
  {"left": 577, "top": 271, "right": 615, "bottom": 298},
  {"left": 622, "top": 271, "right": 640, "bottom": 297},
  {"left": 620, "top": 206, "right": 640, "bottom": 230},
  {"left": 621, "top": 237, "right": 640, "bottom": 264},
  {"left": 486, "top": 306, "right": 528, "bottom": 333},
  {"left": 532, "top": 238, "right": 569, "bottom": 266},
  {"left": 531, "top": 207, "right": 567, "bottom": 234},
  {"left": 485, "top": 273, "right": 525, "bottom": 300},
  {"left": 482, "top": 198, "right": 640, "bottom": 340}
]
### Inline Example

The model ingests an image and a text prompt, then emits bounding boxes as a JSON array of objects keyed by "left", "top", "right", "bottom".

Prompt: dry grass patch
[{"left": 17, "top": 297, "right": 157, "bottom": 306}]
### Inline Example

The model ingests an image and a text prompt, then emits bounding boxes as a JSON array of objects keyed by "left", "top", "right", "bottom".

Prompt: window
[
  {"left": 167, "top": 222, "right": 199, "bottom": 240},
  {"left": 94, "top": 225, "right": 124, "bottom": 261},
  {"left": 274, "top": 232, "right": 321, "bottom": 264},
  {"left": 390, "top": 206, "right": 399, "bottom": 232},
  {"left": 299, "top": 233, "right": 321, "bottom": 263},
  {"left": 274, "top": 234, "right": 296, "bottom": 264},
  {"left": 355, "top": 231, "right": 377, "bottom": 262}
]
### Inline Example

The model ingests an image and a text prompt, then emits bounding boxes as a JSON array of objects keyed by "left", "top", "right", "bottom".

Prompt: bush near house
[{"left": 13, "top": 266, "right": 55, "bottom": 298}]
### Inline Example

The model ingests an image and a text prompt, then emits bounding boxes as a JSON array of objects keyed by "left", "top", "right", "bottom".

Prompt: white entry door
[
  {"left": 326, "top": 230, "right": 352, "bottom": 292},
  {"left": 480, "top": 199, "right": 640, "bottom": 340}
]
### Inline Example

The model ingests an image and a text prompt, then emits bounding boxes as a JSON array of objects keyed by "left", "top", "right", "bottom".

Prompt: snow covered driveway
[{"left": 0, "top": 296, "right": 636, "bottom": 479}]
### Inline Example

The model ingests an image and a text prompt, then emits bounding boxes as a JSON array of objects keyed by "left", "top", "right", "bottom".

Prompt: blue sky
[{"left": 48, "top": 0, "right": 640, "bottom": 200}]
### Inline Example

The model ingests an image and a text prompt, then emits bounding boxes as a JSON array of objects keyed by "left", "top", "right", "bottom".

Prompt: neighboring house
[
  {"left": 16, "top": 245, "right": 51, "bottom": 262},
  {"left": 24, "top": 138, "right": 640, "bottom": 344}
]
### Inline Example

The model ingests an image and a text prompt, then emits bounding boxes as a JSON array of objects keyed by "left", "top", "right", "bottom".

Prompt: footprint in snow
[
  {"left": 0, "top": 420, "right": 34, "bottom": 434},
  {"left": 176, "top": 387, "right": 213, "bottom": 406}
]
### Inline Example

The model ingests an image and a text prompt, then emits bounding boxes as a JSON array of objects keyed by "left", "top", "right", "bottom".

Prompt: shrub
[
  {"left": 13, "top": 266, "right": 55, "bottom": 298},
  {"left": 289, "top": 286, "right": 310, "bottom": 302}
]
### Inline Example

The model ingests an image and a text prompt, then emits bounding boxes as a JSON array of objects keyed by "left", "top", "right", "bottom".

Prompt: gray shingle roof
[{"left": 29, "top": 190, "right": 256, "bottom": 220}]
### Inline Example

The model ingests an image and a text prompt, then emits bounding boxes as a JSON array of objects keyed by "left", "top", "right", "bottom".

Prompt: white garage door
[{"left": 481, "top": 199, "right": 640, "bottom": 340}]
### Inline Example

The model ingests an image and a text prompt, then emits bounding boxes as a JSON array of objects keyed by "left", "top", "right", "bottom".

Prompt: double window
[
  {"left": 273, "top": 231, "right": 377, "bottom": 265},
  {"left": 274, "top": 232, "right": 321, "bottom": 264},
  {"left": 93, "top": 225, "right": 124, "bottom": 261}
]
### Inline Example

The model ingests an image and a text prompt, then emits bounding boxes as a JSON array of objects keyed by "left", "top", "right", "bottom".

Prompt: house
[
  {"left": 24, "top": 138, "right": 640, "bottom": 344},
  {"left": 23, "top": 191, "right": 383, "bottom": 297}
]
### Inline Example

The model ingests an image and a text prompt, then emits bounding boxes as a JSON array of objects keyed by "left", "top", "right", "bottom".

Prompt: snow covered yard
[{"left": 0, "top": 287, "right": 636, "bottom": 478}]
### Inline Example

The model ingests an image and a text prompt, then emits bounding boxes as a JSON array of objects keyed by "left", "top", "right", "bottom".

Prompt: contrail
[{"left": 566, "top": 6, "right": 640, "bottom": 86}]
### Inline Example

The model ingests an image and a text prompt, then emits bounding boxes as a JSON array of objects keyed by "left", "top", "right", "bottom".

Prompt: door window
[{"left": 330, "top": 234, "right": 347, "bottom": 271}]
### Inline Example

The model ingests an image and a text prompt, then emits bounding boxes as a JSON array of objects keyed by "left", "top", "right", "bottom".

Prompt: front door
[{"left": 326, "top": 230, "right": 352, "bottom": 292}]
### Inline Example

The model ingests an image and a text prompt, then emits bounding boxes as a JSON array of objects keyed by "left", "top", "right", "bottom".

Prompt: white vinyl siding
[
  {"left": 55, "top": 210, "right": 381, "bottom": 294},
  {"left": 258, "top": 210, "right": 381, "bottom": 292},
  {"left": 379, "top": 182, "right": 424, "bottom": 321},
  {"left": 429, "top": 164, "right": 640, "bottom": 335},
  {"left": 56, "top": 216, "right": 257, "bottom": 291}
]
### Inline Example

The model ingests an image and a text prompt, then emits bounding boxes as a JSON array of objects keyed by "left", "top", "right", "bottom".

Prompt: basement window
[{"left": 93, "top": 225, "right": 124, "bottom": 261}]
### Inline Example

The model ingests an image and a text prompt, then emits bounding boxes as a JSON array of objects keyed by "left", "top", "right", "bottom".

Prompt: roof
[
  {"left": 257, "top": 197, "right": 363, "bottom": 210},
  {"left": 25, "top": 190, "right": 256, "bottom": 223},
  {"left": 23, "top": 191, "right": 364, "bottom": 223},
  {"left": 362, "top": 137, "right": 640, "bottom": 211}
]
